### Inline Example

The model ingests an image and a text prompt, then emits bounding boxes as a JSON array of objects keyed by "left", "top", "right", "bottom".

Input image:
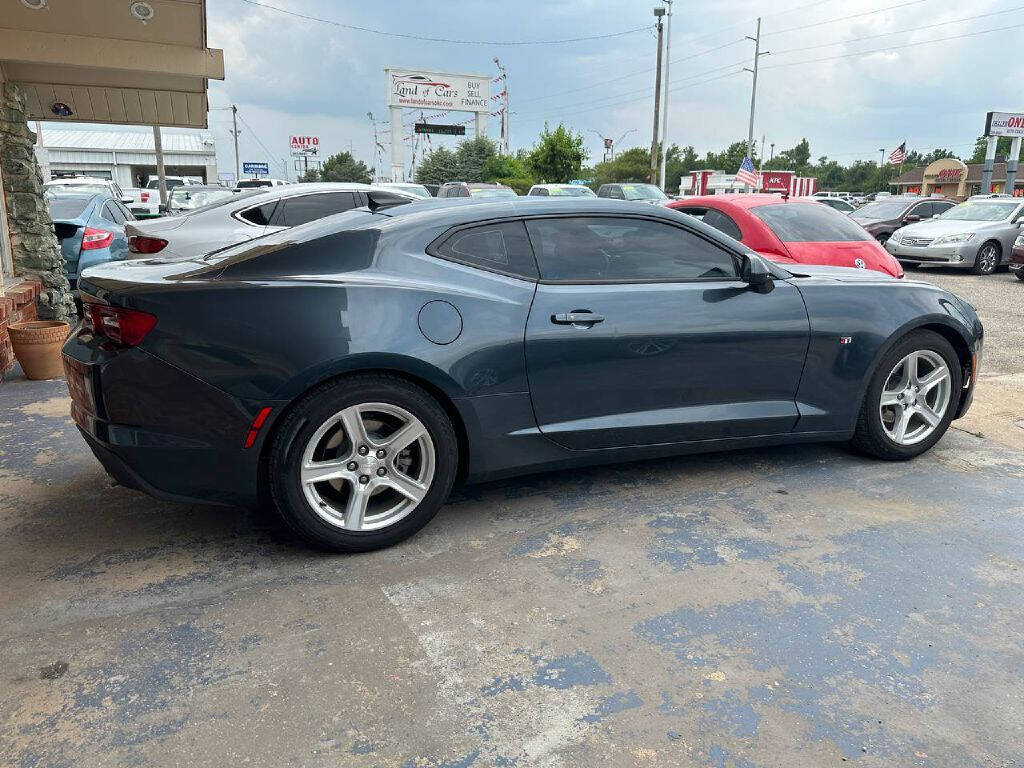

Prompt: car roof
[
  {"left": 532, "top": 183, "right": 583, "bottom": 188},
  {"left": 675, "top": 194, "right": 804, "bottom": 210},
  {"left": 170, "top": 184, "right": 230, "bottom": 192},
  {"left": 226, "top": 182, "right": 397, "bottom": 204},
  {"left": 45, "top": 177, "right": 114, "bottom": 185}
]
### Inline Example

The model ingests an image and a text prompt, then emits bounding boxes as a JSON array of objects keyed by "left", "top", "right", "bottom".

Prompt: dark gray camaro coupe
[{"left": 63, "top": 198, "right": 983, "bottom": 551}]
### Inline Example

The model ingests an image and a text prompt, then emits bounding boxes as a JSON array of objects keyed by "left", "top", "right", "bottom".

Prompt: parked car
[
  {"left": 45, "top": 191, "right": 133, "bottom": 291},
  {"left": 121, "top": 188, "right": 162, "bottom": 219},
  {"left": 527, "top": 184, "right": 597, "bottom": 197},
  {"left": 1010, "top": 231, "right": 1024, "bottom": 281},
  {"left": 436, "top": 182, "right": 517, "bottom": 199},
  {"left": 235, "top": 177, "right": 290, "bottom": 191},
  {"left": 125, "top": 183, "right": 417, "bottom": 258},
  {"left": 885, "top": 195, "right": 1024, "bottom": 275},
  {"left": 375, "top": 182, "right": 432, "bottom": 199},
  {"left": 146, "top": 175, "right": 203, "bottom": 190},
  {"left": 851, "top": 196, "right": 956, "bottom": 245},
  {"left": 44, "top": 177, "right": 131, "bottom": 205},
  {"left": 163, "top": 185, "right": 236, "bottom": 216},
  {"left": 596, "top": 183, "right": 668, "bottom": 203},
  {"left": 65, "top": 197, "right": 982, "bottom": 552},
  {"left": 669, "top": 194, "right": 903, "bottom": 277},
  {"left": 803, "top": 196, "right": 856, "bottom": 213}
]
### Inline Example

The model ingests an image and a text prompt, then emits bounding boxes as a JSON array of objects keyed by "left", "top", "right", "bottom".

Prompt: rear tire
[
  {"left": 1015, "top": 269, "right": 1024, "bottom": 282},
  {"left": 267, "top": 374, "right": 458, "bottom": 552},
  {"left": 851, "top": 330, "right": 962, "bottom": 460},
  {"left": 971, "top": 241, "right": 1000, "bottom": 275}
]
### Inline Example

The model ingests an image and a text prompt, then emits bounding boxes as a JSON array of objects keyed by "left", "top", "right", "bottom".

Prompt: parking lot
[{"left": 1, "top": 268, "right": 1021, "bottom": 768}]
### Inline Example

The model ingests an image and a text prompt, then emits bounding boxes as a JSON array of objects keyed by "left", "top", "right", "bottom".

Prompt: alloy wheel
[
  {"left": 878, "top": 350, "right": 952, "bottom": 446},
  {"left": 976, "top": 244, "right": 999, "bottom": 274},
  {"left": 299, "top": 402, "right": 435, "bottom": 531}
]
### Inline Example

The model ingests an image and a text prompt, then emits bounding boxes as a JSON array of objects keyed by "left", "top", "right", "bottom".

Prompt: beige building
[{"left": 893, "top": 157, "right": 1024, "bottom": 199}]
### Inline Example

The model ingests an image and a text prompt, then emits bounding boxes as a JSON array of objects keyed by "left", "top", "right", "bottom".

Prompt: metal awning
[{"left": 0, "top": 0, "right": 224, "bottom": 128}]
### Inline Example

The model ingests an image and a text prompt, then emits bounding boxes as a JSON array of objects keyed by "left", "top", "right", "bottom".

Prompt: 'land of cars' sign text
[{"left": 386, "top": 69, "right": 490, "bottom": 113}]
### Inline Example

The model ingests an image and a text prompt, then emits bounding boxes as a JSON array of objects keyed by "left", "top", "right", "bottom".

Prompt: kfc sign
[
  {"left": 760, "top": 172, "right": 793, "bottom": 192},
  {"left": 290, "top": 136, "right": 320, "bottom": 157}
]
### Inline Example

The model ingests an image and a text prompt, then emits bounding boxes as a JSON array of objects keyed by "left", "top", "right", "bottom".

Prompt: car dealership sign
[
  {"left": 985, "top": 111, "right": 1024, "bottom": 138},
  {"left": 386, "top": 69, "right": 490, "bottom": 113},
  {"left": 289, "top": 136, "right": 320, "bottom": 157}
]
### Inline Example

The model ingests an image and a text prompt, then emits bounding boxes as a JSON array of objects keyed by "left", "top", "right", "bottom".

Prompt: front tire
[
  {"left": 851, "top": 330, "right": 962, "bottom": 460},
  {"left": 971, "top": 241, "right": 1000, "bottom": 275},
  {"left": 268, "top": 374, "right": 458, "bottom": 552}
]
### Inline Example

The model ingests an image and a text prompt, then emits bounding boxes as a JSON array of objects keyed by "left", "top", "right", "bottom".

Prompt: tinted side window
[
  {"left": 933, "top": 201, "right": 954, "bottom": 215},
  {"left": 702, "top": 209, "right": 742, "bottom": 241},
  {"left": 271, "top": 193, "right": 358, "bottom": 227},
  {"left": 605, "top": 186, "right": 625, "bottom": 200},
  {"left": 525, "top": 216, "right": 738, "bottom": 282},
  {"left": 239, "top": 201, "right": 278, "bottom": 225},
  {"left": 102, "top": 202, "right": 125, "bottom": 224},
  {"left": 910, "top": 202, "right": 933, "bottom": 218},
  {"left": 530, "top": 188, "right": 549, "bottom": 196},
  {"left": 432, "top": 220, "right": 538, "bottom": 279}
]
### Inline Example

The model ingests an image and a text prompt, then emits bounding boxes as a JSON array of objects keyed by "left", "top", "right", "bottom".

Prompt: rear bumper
[{"left": 62, "top": 331, "right": 267, "bottom": 507}]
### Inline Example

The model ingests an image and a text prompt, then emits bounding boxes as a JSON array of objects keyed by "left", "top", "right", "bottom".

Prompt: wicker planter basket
[{"left": 8, "top": 321, "right": 70, "bottom": 380}]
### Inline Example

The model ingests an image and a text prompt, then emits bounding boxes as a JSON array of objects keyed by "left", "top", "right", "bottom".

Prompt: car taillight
[
  {"left": 141, "top": 192, "right": 150, "bottom": 203},
  {"left": 128, "top": 235, "right": 168, "bottom": 254},
  {"left": 81, "top": 227, "right": 114, "bottom": 250},
  {"left": 81, "top": 297, "right": 157, "bottom": 346}
]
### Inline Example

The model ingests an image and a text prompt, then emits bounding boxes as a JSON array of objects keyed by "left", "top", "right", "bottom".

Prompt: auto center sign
[
  {"left": 985, "top": 111, "right": 1024, "bottom": 138},
  {"left": 290, "top": 136, "right": 320, "bottom": 157},
  {"left": 385, "top": 68, "right": 490, "bottom": 113}
]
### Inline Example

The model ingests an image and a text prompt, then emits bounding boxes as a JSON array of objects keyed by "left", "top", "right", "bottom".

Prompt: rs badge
[
  {"left": 840, "top": 336, "right": 853, "bottom": 345},
  {"left": 854, "top": 258, "right": 866, "bottom": 269}
]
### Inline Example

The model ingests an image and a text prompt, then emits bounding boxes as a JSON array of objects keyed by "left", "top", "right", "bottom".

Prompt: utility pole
[
  {"left": 744, "top": 18, "right": 769, "bottom": 161},
  {"left": 759, "top": 135, "right": 765, "bottom": 171},
  {"left": 152, "top": 125, "right": 168, "bottom": 208},
  {"left": 770, "top": 142, "right": 775, "bottom": 163},
  {"left": 657, "top": 0, "right": 673, "bottom": 189},
  {"left": 229, "top": 105, "right": 240, "bottom": 185},
  {"left": 878, "top": 148, "right": 886, "bottom": 192},
  {"left": 650, "top": 6, "right": 666, "bottom": 185}
]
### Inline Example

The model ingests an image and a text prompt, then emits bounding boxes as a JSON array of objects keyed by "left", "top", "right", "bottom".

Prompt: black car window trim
[
  {"left": 425, "top": 216, "right": 540, "bottom": 282},
  {"left": 520, "top": 213, "right": 747, "bottom": 285}
]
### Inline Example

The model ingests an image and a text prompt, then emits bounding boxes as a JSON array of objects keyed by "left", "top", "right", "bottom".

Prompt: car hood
[{"left": 898, "top": 218, "right": 1005, "bottom": 237}]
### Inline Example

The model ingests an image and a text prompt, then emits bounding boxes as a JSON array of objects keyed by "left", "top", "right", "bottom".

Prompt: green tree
[
  {"left": 969, "top": 136, "right": 1022, "bottom": 164},
  {"left": 664, "top": 144, "right": 699, "bottom": 193},
  {"left": 454, "top": 136, "right": 498, "bottom": 182},
  {"left": 526, "top": 123, "right": 587, "bottom": 183},
  {"left": 318, "top": 151, "right": 372, "bottom": 184},
  {"left": 764, "top": 138, "right": 811, "bottom": 173},
  {"left": 415, "top": 147, "right": 458, "bottom": 185},
  {"left": 298, "top": 168, "right": 320, "bottom": 183},
  {"left": 591, "top": 147, "right": 651, "bottom": 187},
  {"left": 703, "top": 140, "right": 753, "bottom": 174}
]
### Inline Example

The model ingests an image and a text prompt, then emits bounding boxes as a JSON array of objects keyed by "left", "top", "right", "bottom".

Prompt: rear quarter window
[
  {"left": 430, "top": 221, "right": 538, "bottom": 279},
  {"left": 752, "top": 203, "right": 872, "bottom": 242}
]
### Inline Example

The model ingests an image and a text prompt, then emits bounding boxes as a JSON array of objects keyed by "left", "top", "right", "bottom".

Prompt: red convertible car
[{"left": 669, "top": 195, "right": 903, "bottom": 278}]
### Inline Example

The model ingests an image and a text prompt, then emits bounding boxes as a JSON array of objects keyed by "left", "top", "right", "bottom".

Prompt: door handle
[{"left": 552, "top": 310, "right": 605, "bottom": 327}]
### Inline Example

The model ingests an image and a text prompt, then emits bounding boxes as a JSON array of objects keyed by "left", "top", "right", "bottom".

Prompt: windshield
[
  {"left": 938, "top": 200, "right": 1020, "bottom": 221},
  {"left": 852, "top": 201, "right": 910, "bottom": 219},
  {"left": 45, "top": 195, "right": 92, "bottom": 219},
  {"left": 752, "top": 202, "right": 873, "bottom": 242},
  {"left": 468, "top": 187, "right": 517, "bottom": 198},
  {"left": 147, "top": 179, "right": 186, "bottom": 189},
  {"left": 169, "top": 188, "right": 234, "bottom": 210},
  {"left": 386, "top": 184, "right": 431, "bottom": 198},
  {"left": 548, "top": 186, "right": 596, "bottom": 197},
  {"left": 621, "top": 184, "right": 667, "bottom": 201}
]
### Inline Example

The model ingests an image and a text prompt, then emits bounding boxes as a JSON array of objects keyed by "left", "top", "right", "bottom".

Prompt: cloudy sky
[{"left": 50, "top": 0, "right": 1024, "bottom": 179}]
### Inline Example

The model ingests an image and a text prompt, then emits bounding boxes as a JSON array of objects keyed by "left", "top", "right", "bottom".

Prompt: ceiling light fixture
[
  {"left": 20, "top": 0, "right": 48, "bottom": 10},
  {"left": 129, "top": 1, "right": 155, "bottom": 22}
]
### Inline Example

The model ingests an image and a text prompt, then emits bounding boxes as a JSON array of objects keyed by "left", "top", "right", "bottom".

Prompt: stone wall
[{"left": 0, "top": 83, "right": 74, "bottom": 321}]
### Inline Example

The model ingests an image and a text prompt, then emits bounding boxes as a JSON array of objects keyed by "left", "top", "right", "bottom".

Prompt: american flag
[
  {"left": 888, "top": 142, "right": 906, "bottom": 165},
  {"left": 736, "top": 155, "right": 759, "bottom": 187}
]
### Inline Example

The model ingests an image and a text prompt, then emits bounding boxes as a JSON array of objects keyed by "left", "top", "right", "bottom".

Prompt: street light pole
[
  {"left": 650, "top": 7, "right": 666, "bottom": 185},
  {"left": 879, "top": 148, "right": 886, "bottom": 192},
  {"left": 657, "top": 0, "right": 673, "bottom": 190},
  {"left": 230, "top": 104, "right": 240, "bottom": 185}
]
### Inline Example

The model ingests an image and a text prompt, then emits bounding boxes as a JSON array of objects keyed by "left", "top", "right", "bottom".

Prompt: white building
[{"left": 37, "top": 128, "right": 219, "bottom": 189}]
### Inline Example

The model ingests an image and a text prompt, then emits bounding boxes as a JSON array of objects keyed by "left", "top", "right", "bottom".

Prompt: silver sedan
[
  {"left": 885, "top": 196, "right": 1024, "bottom": 275},
  {"left": 124, "top": 183, "right": 418, "bottom": 258}
]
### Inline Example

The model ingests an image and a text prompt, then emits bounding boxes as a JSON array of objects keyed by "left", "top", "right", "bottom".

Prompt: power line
[
  {"left": 236, "top": 0, "right": 653, "bottom": 45},
  {"left": 762, "top": 0, "right": 936, "bottom": 37},
  {"left": 765, "top": 5, "right": 1024, "bottom": 57},
  {"left": 762, "top": 20, "right": 1024, "bottom": 70}
]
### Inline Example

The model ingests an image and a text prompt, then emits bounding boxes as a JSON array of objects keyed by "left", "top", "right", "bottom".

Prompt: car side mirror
[
  {"left": 741, "top": 255, "right": 774, "bottom": 293},
  {"left": 903, "top": 214, "right": 921, "bottom": 224}
]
